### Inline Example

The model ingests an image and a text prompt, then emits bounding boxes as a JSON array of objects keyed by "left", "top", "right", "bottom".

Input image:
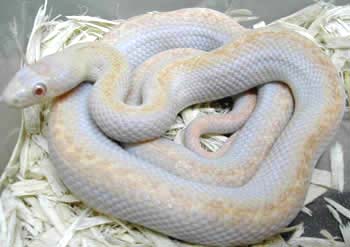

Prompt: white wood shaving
[
  {"left": 0, "top": 200, "right": 7, "bottom": 243},
  {"left": 75, "top": 216, "right": 113, "bottom": 231},
  {"left": 330, "top": 142, "right": 345, "bottom": 192},
  {"left": 56, "top": 208, "right": 90, "bottom": 247},
  {"left": 302, "top": 206, "right": 313, "bottom": 216},
  {"left": 19, "top": 138, "right": 30, "bottom": 178},
  {"left": 340, "top": 223, "right": 350, "bottom": 246},
  {"left": 1, "top": 1, "right": 349, "bottom": 246},
  {"left": 327, "top": 205, "right": 344, "bottom": 225},
  {"left": 325, "top": 197, "right": 350, "bottom": 220},
  {"left": 37, "top": 195, "right": 66, "bottom": 235},
  {"left": 320, "top": 229, "right": 339, "bottom": 241},
  {"left": 310, "top": 168, "right": 332, "bottom": 188},
  {"left": 288, "top": 237, "right": 346, "bottom": 247},
  {"left": 304, "top": 184, "right": 328, "bottom": 206},
  {"left": 253, "top": 21, "right": 266, "bottom": 29},
  {"left": 65, "top": 16, "right": 123, "bottom": 26},
  {"left": 287, "top": 223, "right": 305, "bottom": 240},
  {"left": 10, "top": 180, "right": 51, "bottom": 197},
  {"left": 31, "top": 135, "right": 49, "bottom": 153},
  {"left": 40, "top": 158, "right": 67, "bottom": 196},
  {"left": 270, "top": 1, "right": 330, "bottom": 27},
  {"left": 23, "top": 104, "right": 42, "bottom": 135}
]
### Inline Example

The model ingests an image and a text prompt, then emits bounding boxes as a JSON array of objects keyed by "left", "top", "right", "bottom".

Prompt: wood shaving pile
[{"left": 0, "top": 1, "right": 349, "bottom": 246}]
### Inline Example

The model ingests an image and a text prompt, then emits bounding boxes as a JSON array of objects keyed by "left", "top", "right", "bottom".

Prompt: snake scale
[{"left": 1, "top": 8, "right": 345, "bottom": 246}]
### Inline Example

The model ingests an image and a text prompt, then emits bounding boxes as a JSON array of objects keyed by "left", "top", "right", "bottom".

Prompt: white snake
[{"left": 1, "top": 8, "right": 345, "bottom": 246}]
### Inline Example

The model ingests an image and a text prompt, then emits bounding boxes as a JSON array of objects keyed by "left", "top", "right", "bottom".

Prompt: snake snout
[
  {"left": 2, "top": 65, "right": 54, "bottom": 108},
  {"left": 2, "top": 73, "right": 38, "bottom": 108},
  {"left": 1, "top": 84, "right": 24, "bottom": 108}
]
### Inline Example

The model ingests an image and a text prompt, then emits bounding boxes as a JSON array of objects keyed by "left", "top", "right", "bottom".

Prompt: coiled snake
[{"left": 1, "top": 8, "right": 345, "bottom": 246}]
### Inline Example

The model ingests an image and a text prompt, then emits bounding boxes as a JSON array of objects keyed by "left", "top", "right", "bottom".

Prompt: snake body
[{"left": 2, "top": 8, "right": 345, "bottom": 246}]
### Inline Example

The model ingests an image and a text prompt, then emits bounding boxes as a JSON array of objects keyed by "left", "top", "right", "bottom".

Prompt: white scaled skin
[{"left": 1, "top": 8, "right": 345, "bottom": 247}]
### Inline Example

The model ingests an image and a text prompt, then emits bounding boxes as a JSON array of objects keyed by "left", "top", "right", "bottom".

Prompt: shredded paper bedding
[{"left": 0, "top": 1, "right": 350, "bottom": 246}]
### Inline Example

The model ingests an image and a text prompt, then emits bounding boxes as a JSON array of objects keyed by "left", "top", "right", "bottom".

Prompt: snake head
[
  {"left": 1, "top": 49, "right": 84, "bottom": 108},
  {"left": 1, "top": 65, "right": 52, "bottom": 108}
]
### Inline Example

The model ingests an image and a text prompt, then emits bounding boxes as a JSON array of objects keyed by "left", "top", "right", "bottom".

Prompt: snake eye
[{"left": 33, "top": 83, "right": 47, "bottom": 97}]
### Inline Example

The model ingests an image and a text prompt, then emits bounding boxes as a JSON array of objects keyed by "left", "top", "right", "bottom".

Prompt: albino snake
[{"left": 1, "top": 8, "right": 345, "bottom": 246}]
